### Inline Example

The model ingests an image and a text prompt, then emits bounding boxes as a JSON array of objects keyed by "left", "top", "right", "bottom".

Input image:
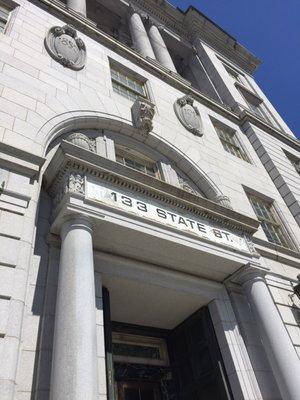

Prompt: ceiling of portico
[
  {"left": 91, "top": 212, "right": 252, "bottom": 282},
  {"left": 101, "top": 273, "right": 207, "bottom": 329}
]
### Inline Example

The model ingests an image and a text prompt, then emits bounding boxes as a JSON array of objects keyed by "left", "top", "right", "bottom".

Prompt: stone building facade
[{"left": 0, "top": 0, "right": 299, "bottom": 399}]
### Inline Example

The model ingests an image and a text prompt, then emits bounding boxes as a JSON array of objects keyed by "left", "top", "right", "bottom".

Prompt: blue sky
[{"left": 170, "top": 0, "right": 300, "bottom": 138}]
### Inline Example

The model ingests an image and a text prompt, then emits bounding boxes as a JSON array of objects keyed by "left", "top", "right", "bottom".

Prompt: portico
[{"left": 39, "top": 138, "right": 299, "bottom": 400}]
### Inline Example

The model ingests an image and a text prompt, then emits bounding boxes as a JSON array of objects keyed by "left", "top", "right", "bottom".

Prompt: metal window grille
[
  {"left": 249, "top": 195, "right": 289, "bottom": 247},
  {"left": 215, "top": 125, "right": 250, "bottom": 162},
  {"left": 111, "top": 67, "right": 146, "bottom": 101}
]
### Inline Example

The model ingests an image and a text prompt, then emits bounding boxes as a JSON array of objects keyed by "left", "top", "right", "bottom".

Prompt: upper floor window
[
  {"left": 115, "top": 145, "right": 160, "bottom": 179},
  {"left": 0, "top": 3, "right": 10, "bottom": 33},
  {"left": 223, "top": 64, "right": 242, "bottom": 84},
  {"left": 248, "top": 194, "right": 290, "bottom": 247},
  {"left": 237, "top": 87, "right": 272, "bottom": 123},
  {"left": 213, "top": 122, "right": 250, "bottom": 162},
  {"left": 285, "top": 152, "right": 300, "bottom": 175},
  {"left": 110, "top": 64, "right": 147, "bottom": 102}
]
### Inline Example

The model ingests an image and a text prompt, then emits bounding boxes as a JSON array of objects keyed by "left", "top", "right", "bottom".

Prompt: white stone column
[
  {"left": 128, "top": 8, "right": 155, "bottom": 59},
  {"left": 67, "top": 0, "right": 86, "bottom": 17},
  {"left": 50, "top": 217, "right": 98, "bottom": 400},
  {"left": 147, "top": 22, "right": 177, "bottom": 72},
  {"left": 239, "top": 266, "right": 300, "bottom": 400}
]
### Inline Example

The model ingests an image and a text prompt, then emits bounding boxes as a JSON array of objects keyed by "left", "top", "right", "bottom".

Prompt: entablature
[{"left": 44, "top": 141, "right": 259, "bottom": 243}]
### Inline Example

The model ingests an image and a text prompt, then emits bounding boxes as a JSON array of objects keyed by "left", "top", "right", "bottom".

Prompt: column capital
[
  {"left": 61, "top": 215, "right": 93, "bottom": 239},
  {"left": 228, "top": 262, "right": 269, "bottom": 286}
]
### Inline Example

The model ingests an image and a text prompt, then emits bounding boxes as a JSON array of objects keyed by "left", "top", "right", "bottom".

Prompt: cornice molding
[{"left": 44, "top": 141, "right": 260, "bottom": 239}]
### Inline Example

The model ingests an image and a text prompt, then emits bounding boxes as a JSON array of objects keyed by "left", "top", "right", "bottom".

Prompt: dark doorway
[
  {"left": 118, "top": 381, "right": 161, "bottom": 400},
  {"left": 103, "top": 287, "right": 232, "bottom": 400},
  {"left": 168, "top": 307, "right": 232, "bottom": 400}
]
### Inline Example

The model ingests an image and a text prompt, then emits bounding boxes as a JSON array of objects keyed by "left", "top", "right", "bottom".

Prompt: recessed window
[
  {"left": 115, "top": 145, "right": 160, "bottom": 179},
  {"left": 110, "top": 65, "right": 147, "bottom": 101},
  {"left": 0, "top": 3, "right": 11, "bottom": 33},
  {"left": 214, "top": 122, "right": 250, "bottom": 162},
  {"left": 286, "top": 153, "right": 300, "bottom": 175},
  {"left": 248, "top": 194, "right": 289, "bottom": 247},
  {"left": 237, "top": 87, "right": 272, "bottom": 123},
  {"left": 223, "top": 64, "right": 242, "bottom": 84},
  {"left": 112, "top": 333, "right": 169, "bottom": 366}
]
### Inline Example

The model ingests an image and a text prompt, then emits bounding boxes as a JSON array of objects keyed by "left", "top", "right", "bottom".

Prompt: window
[
  {"left": 110, "top": 66, "right": 147, "bottom": 101},
  {"left": 112, "top": 332, "right": 169, "bottom": 366},
  {"left": 286, "top": 153, "right": 300, "bottom": 175},
  {"left": 115, "top": 145, "right": 160, "bottom": 179},
  {"left": 214, "top": 123, "right": 250, "bottom": 162},
  {"left": 223, "top": 64, "right": 242, "bottom": 84},
  {"left": 237, "top": 87, "right": 272, "bottom": 123},
  {"left": 248, "top": 194, "right": 289, "bottom": 247},
  {"left": 0, "top": 3, "right": 10, "bottom": 33}
]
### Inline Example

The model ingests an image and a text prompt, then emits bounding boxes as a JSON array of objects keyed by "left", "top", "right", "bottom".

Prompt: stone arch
[{"left": 37, "top": 110, "right": 229, "bottom": 204}]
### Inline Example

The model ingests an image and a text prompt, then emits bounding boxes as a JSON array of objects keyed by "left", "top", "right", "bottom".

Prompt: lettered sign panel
[{"left": 86, "top": 179, "right": 250, "bottom": 253}]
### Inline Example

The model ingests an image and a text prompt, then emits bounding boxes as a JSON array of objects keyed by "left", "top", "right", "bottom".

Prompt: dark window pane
[{"left": 113, "top": 342, "right": 161, "bottom": 360}]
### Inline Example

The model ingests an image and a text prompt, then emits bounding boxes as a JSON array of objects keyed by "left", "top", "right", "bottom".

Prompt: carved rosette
[
  {"left": 66, "top": 132, "right": 96, "bottom": 152},
  {"left": 174, "top": 95, "right": 203, "bottom": 136},
  {"left": 131, "top": 97, "right": 155, "bottom": 136},
  {"left": 52, "top": 171, "right": 85, "bottom": 209},
  {"left": 44, "top": 25, "right": 86, "bottom": 70}
]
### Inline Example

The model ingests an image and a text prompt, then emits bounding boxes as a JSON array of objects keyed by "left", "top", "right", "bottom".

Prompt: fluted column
[
  {"left": 67, "top": 0, "right": 86, "bottom": 17},
  {"left": 128, "top": 8, "right": 155, "bottom": 59},
  {"left": 147, "top": 22, "right": 177, "bottom": 72},
  {"left": 238, "top": 265, "right": 300, "bottom": 400},
  {"left": 50, "top": 217, "right": 98, "bottom": 400}
]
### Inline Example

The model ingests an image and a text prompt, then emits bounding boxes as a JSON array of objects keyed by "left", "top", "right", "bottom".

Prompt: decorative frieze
[
  {"left": 174, "top": 95, "right": 203, "bottom": 136},
  {"left": 44, "top": 25, "right": 86, "bottom": 70},
  {"left": 131, "top": 97, "right": 155, "bottom": 135}
]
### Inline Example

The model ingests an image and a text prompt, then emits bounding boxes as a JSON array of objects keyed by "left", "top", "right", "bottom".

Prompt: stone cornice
[
  {"left": 44, "top": 141, "right": 260, "bottom": 237},
  {"left": 0, "top": 142, "right": 45, "bottom": 178},
  {"left": 130, "top": 0, "right": 260, "bottom": 74}
]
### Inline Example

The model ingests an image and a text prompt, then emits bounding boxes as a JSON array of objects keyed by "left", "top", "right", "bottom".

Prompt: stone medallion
[
  {"left": 44, "top": 25, "right": 86, "bottom": 70},
  {"left": 174, "top": 95, "right": 203, "bottom": 136}
]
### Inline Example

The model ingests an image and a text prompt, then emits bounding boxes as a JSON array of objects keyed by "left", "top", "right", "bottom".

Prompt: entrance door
[
  {"left": 118, "top": 381, "right": 161, "bottom": 400},
  {"left": 167, "top": 306, "right": 232, "bottom": 400}
]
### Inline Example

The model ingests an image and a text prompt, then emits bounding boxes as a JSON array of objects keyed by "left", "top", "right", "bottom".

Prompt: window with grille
[
  {"left": 0, "top": 4, "right": 10, "bottom": 33},
  {"left": 110, "top": 66, "right": 147, "bottom": 101},
  {"left": 214, "top": 123, "right": 250, "bottom": 162},
  {"left": 248, "top": 194, "right": 289, "bottom": 247},
  {"left": 115, "top": 145, "right": 160, "bottom": 179}
]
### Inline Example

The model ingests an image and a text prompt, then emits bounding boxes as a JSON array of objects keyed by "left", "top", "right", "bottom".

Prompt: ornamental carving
[
  {"left": 131, "top": 97, "right": 155, "bottom": 136},
  {"left": 174, "top": 95, "right": 203, "bottom": 136},
  {"left": 52, "top": 171, "right": 85, "bottom": 209},
  {"left": 44, "top": 25, "right": 86, "bottom": 70},
  {"left": 66, "top": 132, "right": 96, "bottom": 152},
  {"left": 214, "top": 195, "right": 233, "bottom": 210}
]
